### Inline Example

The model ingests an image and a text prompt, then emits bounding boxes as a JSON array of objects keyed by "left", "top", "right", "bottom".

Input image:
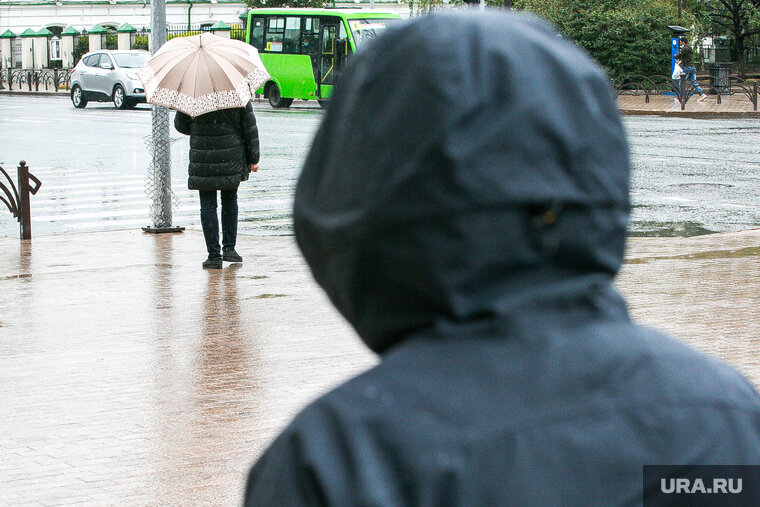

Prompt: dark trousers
[{"left": 199, "top": 189, "right": 238, "bottom": 258}]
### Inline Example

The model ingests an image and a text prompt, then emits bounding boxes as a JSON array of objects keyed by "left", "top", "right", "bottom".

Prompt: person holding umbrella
[
  {"left": 174, "top": 102, "right": 259, "bottom": 268},
  {"left": 138, "top": 33, "right": 270, "bottom": 268}
]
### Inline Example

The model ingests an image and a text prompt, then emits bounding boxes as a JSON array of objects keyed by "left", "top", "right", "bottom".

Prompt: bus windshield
[{"left": 348, "top": 18, "right": 402, "bottom": 48}]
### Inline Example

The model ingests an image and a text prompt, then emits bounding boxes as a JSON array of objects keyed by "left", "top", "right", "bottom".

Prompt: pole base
[{"left": 142, "top": 226, "right": 185, "bottom": 234}]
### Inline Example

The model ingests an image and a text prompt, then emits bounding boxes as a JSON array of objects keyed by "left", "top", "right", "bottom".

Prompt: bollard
[{"left": 0, "top": 161, "right": 42, "bottom": 240}]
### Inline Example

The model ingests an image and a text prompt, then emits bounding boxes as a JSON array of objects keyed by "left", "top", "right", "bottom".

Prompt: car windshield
[
  {"left": 349, "top": 18, "right": 401, "bottom": 49},
  {"left": 112, "top": 52, "right": 150, "bottom": 68}
]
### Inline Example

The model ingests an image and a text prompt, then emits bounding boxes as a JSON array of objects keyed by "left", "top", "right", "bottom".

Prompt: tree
[
  {"left": 691, "top": 0, "right": 760, "bottom": 77},
  {"left": 244, "top": 0, "right": 329, "bottom": 8},
  {"left": 515, "top": 0, "right": 689, "bottom": 82}
]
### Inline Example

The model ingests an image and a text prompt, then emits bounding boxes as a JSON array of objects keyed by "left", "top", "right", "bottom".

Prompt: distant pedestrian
[
  {"left": 175, "top": 103, "right": 259, "bottom": 269},
  {"left": 675, "top": 36, "right": 708, "bottom": 102},
  {"left": 244, "top": 11, "right": 760, "bottom": 506}
]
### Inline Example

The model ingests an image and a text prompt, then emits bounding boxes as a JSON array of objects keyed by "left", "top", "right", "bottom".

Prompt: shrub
[
  {"left": 105, "top": 33, "right": 118, "bottom": 50},
  {"left": 133, "top": 35, "right": 149, "bottom": 51},
  {"left": 515, "top": 0, "right": 691, "bottom": 82},
  {"left": 73, "top": 35, "right": 89, "bottom": 65}
]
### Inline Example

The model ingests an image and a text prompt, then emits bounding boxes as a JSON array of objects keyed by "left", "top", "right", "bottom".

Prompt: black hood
[{"left": 294, "top": 11, "right": 631, "bottom": 353}]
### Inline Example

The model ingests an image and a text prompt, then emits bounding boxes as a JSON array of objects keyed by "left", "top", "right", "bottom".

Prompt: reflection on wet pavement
[
  {"left": 1, "top": 228, "right": 759, "bottom": 504},
  {"left": 0, "top": 230, "right": 374, "bottom": 505},
  {"left": 620, "top": 229, "right": 760, "bottom": 384}
]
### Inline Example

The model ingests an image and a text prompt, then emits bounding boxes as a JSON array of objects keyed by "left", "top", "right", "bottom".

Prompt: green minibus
[{"left": 245, "top": 8, "right": 402, "bottom": 108}]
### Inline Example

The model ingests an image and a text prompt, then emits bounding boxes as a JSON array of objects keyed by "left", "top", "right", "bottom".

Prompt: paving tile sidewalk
[
  {"left": 0, "top": 230, "right": 375, "bottom": 506},
  {"left": 1, "top": 227, "right": 759, "bottom": 505},
  {"left": 617, "top": 92, "right": 759, "bottom": 116}
]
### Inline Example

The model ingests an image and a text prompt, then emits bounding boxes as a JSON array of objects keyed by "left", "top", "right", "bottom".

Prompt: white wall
[
  {"left": 32, "top": 35, "right": 48, "bottom": 69},
  {"left": 0, "top": 2, "right": 249, "bottom": 35},
  {"left": 0, "top": 1, "right": 409, "bottom": 36},
  {"left": 21, "top": 37, "right": 33, "bottom": 68},
  {"left": 0, "top": 38, "right": 11, "bottom": 69},
  {"left": 117, "top": 31, "right": 132, "bottom": 50},
  {"left": 88, "top": 32, "right": 101, "bottom": 50},
  {"left": 62, "top": 35, "right": 75, "bottom": 68}
]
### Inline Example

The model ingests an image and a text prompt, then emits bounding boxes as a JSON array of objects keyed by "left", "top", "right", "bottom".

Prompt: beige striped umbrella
[{"left": 137, "top": 32, "right": 270, "bottom": 117}]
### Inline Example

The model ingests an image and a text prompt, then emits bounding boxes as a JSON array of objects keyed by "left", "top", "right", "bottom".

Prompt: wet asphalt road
[
  {"left": 1, "top": 94, "right": 759, "bottom": 238},
  {"left": 625, "top": 116, "right": 760, "bottom": 236}
]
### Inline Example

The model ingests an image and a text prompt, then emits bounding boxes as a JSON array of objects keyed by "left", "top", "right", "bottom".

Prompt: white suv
[{"left": 70, "top": 50, "right": 150, "bottom": 109}]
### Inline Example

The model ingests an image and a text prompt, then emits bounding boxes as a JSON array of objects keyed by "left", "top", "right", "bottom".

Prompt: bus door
[{"left": 317, "top": 17, "right": 349, "bottom": 99}]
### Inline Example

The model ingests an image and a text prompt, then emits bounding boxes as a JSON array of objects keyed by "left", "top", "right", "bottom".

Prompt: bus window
[
  {"left": 348, "top": 18, "right": 401, "bottom": 49},
  {"left": 321, "top": 23, "right": 336, "bottom": 86},
  {"left": 301, "top": 17, "right": 320, "bottom": 55},
  {"left": 265, "top": 17, "right": 285, "bottom": 52},
  {"left": 284, "top": 17, "right": 301, "bottom": 53},
  {"left": 250, "top": 17, "right": 264, "bottom": 51}
]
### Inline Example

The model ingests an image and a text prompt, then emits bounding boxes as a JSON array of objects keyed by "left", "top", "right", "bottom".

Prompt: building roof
[
  {"left": 117, "top": 22, "right": 136, "bottom": 32},
  {"left": 209, "top": 20, "right": 230, "bottom": 30},
  {"left": 87, "top": 24, "right": 108, "bottom": 34}
]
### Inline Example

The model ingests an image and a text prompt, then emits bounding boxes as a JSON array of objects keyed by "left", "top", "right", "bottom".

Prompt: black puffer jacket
[
  {"left": 245, "top": 12, "right": 760, "bottom": 506},
  {"left": 174, "top": 102, "right": 259, "bottom": 191}
]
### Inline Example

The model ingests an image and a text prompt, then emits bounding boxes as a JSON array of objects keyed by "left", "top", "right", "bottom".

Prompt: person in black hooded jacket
[
  {"left": 244, "top": 12, "right": 760, "bottom": 505},
  {"left": 175, "top": 102, "right": 259, "bottom": 269}
]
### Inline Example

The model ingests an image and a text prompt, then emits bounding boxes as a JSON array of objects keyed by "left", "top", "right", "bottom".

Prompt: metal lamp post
[{"left": 143, "top": 0, "right": 183, "bottom": 234}]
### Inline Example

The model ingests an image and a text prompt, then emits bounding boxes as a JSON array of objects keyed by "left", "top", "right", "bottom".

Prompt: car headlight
[{"left": 126, "top": 72, "right": 139, "bottom": 80}]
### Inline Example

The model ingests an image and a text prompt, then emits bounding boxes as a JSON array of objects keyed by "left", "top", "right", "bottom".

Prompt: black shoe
[
  {"left": 222, "top": 249, "right": 243, "bottom": 263},
  {"left": 202, "top": 256, "right": 223, "bottom": 269}
]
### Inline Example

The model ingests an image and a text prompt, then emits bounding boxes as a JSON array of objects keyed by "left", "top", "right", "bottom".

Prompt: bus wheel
[{"left": 267, "top": 84, "right": 292, "bottom": 109}]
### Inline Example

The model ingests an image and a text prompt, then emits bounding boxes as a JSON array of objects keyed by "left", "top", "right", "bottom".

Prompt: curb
[
  {"left": 621, "top": 109, "right": 760, "bottom": 118},
  {"left": 0, "top": 90, "right": 69, "bottom": 97}
]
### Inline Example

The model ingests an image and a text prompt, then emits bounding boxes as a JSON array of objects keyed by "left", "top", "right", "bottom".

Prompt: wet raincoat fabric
[
  {"left": 174, "top": 102, "right": 259, "bottom": 191},
  {"left": 244, "top": 12, "right": 760, "bottom": 506}
]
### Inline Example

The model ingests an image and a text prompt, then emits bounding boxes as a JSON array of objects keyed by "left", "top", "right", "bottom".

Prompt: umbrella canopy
[{"left": 137, "top": 32, "right": 271, "bottom": 117}]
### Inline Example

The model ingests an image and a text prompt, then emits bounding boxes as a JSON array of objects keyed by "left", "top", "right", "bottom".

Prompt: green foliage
[
  {"left": 515, "top": 0, "right": 689, "bottom": 82},
  {"left": 231, "top": 28, "right": 246, "bottom": 41},
  {"left": 105, "top": 33, "right": 118, "bottom": 50},
  {"left": 73, "top": 35, "right": 89, "bottom": 64},
  {"left": 133, "top": 35, "right": 149, "bottom": 51}
]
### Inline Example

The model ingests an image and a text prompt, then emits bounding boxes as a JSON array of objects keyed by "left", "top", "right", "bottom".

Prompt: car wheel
[
  {"left": 71, "top": 85, "right": 87, "bottom": 108},
  {"left": 267, "top": 84, "right": 292, "bottom": 109},
  {"left": 113, "top": 85, "right": 127, "bottom": 110}
]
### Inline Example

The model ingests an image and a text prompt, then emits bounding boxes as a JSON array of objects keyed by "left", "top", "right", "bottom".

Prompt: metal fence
[
  {"left": 0, "top": 68, "right": 71, "bottom": 92},
  {"left": 0, "top": 161, "right": 42, "bottom": 240},
  {"left": 616, "top": 74, "right": 758, "bottom": 111},
  {"left": 166, "top": 24, "right": 246, "bottom": 41}
]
